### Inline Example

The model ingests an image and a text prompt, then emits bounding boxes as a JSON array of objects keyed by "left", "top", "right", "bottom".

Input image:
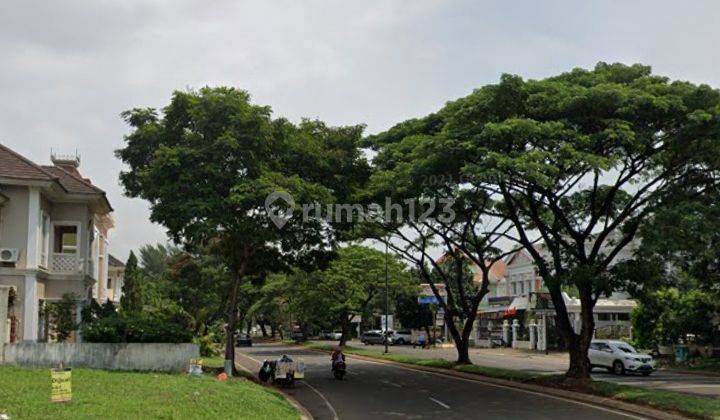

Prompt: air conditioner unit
[{"left": 0, "top": 248, "right": 20, "bottom": 263}]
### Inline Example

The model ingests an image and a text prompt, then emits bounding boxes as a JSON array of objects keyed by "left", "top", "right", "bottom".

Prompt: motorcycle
[
  {"left": 258, "top": 360, "right": 273, "bottom": 382},
  {"left": 332, "top": 360, "right": 346, "bottom": 380}
]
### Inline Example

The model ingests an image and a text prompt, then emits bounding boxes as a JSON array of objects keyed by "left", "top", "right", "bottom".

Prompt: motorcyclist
[{"left": 330, "top": 346, "right": 345, "bottom": 369}]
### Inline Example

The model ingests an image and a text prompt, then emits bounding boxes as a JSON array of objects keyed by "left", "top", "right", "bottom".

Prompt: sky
[{"left": 1, "top": 0, "right": 719, "bottom": 261}]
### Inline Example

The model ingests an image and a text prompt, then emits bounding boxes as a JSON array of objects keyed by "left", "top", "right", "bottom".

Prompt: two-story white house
[
  {"left": 477, "top": 243, "right": 637, "bottom": 350},
  {"left": 0, "top": 144, "right": 115, "bottom": 344}
]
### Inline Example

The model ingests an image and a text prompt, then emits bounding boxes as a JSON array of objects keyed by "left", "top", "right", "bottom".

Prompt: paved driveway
[
  {"left": 317, "top": 340, "right": 720, "bottom": 398},
  {"left": 236, "top": 343, "right": 640, "bottom": 420}
]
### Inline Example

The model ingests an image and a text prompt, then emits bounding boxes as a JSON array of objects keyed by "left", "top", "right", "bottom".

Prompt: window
[
  {"left": 597, "top": 313, "right": 611, "bottom": 321},
  {"left": 53, "top": 225, "right": 78, "bottom": 254},
  {"left": 107, "top": 276, "right": 112, "bottom": 289},
  {"left": 615, "top": 344, "right": 637, "bottom": 353},
  {"left": 519, "top": 282, "right": 525, "bottom": 294},
  {"left": 617, "top": 313, "right": 630, "bottom": 321},
  {"left": 512, "top": 283, "right": 518, "bottom": 295}
]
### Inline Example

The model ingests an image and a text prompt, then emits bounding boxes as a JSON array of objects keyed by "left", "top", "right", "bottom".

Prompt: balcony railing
[{"left": 51, "top": 253, "right": 83, "bottom": 273}]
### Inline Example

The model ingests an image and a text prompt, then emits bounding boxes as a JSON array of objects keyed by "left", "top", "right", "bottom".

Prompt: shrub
[
  {"left": 82, "top": 315, "right": 192, "bottom": 343},
  {"left": 82, "top": 316, "right": 125, "bottom": 343},
  {"left": 193, "top": 334, "right": 220, "bottom": 357}
]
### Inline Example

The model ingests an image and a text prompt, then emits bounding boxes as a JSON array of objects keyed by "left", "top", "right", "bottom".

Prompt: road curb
[
  {"left": 662, "top": 368, "right": 720, "bottom": 378},
  {"left": 234, "top": 359, "right": 314, "bottom": 420},
  {"left": 302, "top": 346, "right": 690, "bottom": 420}
]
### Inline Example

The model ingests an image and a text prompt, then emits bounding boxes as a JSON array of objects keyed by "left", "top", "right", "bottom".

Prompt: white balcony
[{"left": 51, "top": 253, "right": 83, "bottom": 273}]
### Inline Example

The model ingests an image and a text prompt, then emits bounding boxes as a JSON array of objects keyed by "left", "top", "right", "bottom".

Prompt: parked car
[
  {"left": 291, "top": 330, "right": 307, "bottom": 342},
  {"left": 361, "top": 330, "right": 392, "bottom": 345},
  {"left": 236, "top": 333, "right": 253, "bottom": 347},
  {"left": 589, "top": 340, "right": 655, "bottom": 376},
  {"left": 321, "top": 331, "right": 343, "bottom": 340},
  {"left": 390, "top": 329, "right": 412, "bottom": 345}
]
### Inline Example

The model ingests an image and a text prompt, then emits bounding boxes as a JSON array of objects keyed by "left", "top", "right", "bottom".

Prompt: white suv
[
  {"left": 589, "top": 340, "right": 655, "bottom": 376},
  {"left": 390, "top": 329, "right": 412, "bottom": 345}
]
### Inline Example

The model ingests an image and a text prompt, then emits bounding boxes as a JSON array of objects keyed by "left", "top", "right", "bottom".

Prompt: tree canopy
[
  {"left": 116, "top": 87, "right": 370, "bottom": 372},
  {"left": 365, "top": 62, "right": 720, "bottom": 377}
]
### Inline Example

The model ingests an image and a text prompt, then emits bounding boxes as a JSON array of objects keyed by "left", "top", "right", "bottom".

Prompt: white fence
[{"left": 0, "top": 343, "right": 199, "bottom": 372}]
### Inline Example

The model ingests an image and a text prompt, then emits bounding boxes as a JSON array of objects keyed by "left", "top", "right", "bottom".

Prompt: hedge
[{"left": 82, "top": 316, "right": 192, "bottom": 343}]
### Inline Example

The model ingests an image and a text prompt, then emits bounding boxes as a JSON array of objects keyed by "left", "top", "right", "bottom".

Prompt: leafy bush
[
  {"left": 193, "top": 334, "right": 220, "bottom": 357},
  {"left": 42, "top": 293, "right": 78, "bottom": 342},
  {"left": 633, "top": 288, "right": 720, "bottom": 348},
  {"left": 82, "top": 317, "right": 126, "bottom": 343},
  {"left": 82, "top": 315, "right": 192, "bottom": 343}
]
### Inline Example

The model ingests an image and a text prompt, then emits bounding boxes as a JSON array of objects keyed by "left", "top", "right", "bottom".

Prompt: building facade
[
  {"left": 476, "top": 246, "right": 637, "bottom": 350},
  {"left": 0, "top": 145, "right": 114, "bottom": 344}
]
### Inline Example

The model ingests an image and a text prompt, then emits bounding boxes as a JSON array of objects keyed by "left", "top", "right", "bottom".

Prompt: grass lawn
[
  {"left": 305, "top": 342, "right": 720, "bottom": 419},
  {"left": 660, "top": 357, "right": 720, "bottom": 374},
  {"left": 0, "top": 365, "right": 298, "bottom": 420}
]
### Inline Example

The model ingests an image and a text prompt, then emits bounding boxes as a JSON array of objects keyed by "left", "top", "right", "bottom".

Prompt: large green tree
[
  {"left": 364, "top": 113, "right": 518, "bottom": 364},
  {"left": 318, "top": 245, "right": 412, "bottom": 345},
  {"left": 367, "top": 63, "right": 720, "bottom": 378},
  {"left": 120, "top": 251, "right": 143, "bottom": 314},
  {"left": 116, "top": 87, "right": 369, "bottom": 373}
]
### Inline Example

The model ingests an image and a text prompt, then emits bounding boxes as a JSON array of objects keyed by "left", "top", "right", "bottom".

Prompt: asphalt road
[
  {"left": 236, "top": 343, "right": 643, "bottom": 420},
  {"left": 327, "top": 340, "right": 720, "bottom": 398}
]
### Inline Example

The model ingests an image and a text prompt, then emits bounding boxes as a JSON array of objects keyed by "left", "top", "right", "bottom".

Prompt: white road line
[
  {"left": 429, "top": 397, "right": 450, "bottom": 409},
  {"left": 236, "top": 350, "right": 340, "bottom": 420},
  {"left": 300, "top": 381, "right": 340, "bottom": 420},
  {"left": 343, "top": 355, "right": 647, "bottom": 420},
  {"left": 381, "top": 379, "right": 402, "bottom": 388}
]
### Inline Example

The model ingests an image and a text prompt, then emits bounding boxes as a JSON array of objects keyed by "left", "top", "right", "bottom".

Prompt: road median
[{"left": 301, "top": 342, "right": 715, "bottom": 420}]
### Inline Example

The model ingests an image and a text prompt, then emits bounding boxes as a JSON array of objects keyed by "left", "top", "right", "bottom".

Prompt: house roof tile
[
  {"left": 40, "top": 165, "right": 105, "bottom": 195},
  {"left": 0, "top": 143, "right": 57, "bottom": 182},
  {"left": 108, "top": 254, "right": 125, "bottom": 268}
]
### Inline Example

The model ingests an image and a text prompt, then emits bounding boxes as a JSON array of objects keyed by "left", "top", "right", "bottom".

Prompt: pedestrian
[{"left": 417, "top": 332, "right": 427, "bottom": 349}]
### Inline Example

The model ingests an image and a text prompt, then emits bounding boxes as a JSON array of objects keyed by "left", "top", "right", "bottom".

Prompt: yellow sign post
[
  {"left": 188, "top": 358, "right": 204, "bottom": 376},
  {"left": 51, "top": 368, "right": 72, "bottom": 403}
]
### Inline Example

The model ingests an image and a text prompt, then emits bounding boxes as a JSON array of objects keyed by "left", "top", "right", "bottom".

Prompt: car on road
[
  {"left": 291, "top": 330, "right": 307, "bottom": 342},
  {"left": 235, "top": 333, "right": 253, "bottom": 347},
  {"left": 361, "top": 330, "right": 392, "bottom": 345},
  {"left": 321, "top": 331, "right": 343, "bottom": 340},
  {"left": 589, "top": 339, "right": 655, "bottom": 376},
  {"left": 389, "top": 329, "right": 412, "bottom": 345}
]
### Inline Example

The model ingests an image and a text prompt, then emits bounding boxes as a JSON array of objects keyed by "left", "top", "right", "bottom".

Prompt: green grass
[
  {"left": 306, "top": 343, "right": 455, "bottom": 368},
  {"left": 303, "top": 342, "right": 720, "bottom": 419},
  {"left": 0, "top": 366, "right": 298, "bottom": 420},
  {"left": 660, "top": 357, "right": 720, "bottom": 374},
  {"left": 587, "top": 381, "right": 720, "bottom": 419}
]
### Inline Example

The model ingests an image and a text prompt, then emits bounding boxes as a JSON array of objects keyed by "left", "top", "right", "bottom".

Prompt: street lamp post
[{"left": 384, "top": 236, "right": 389, "bottom": 354}]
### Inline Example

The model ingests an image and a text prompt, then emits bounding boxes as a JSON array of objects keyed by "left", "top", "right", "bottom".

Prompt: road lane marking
[
  {"left": 236, "top": 349, "right": 340, "bottom": 420},
  {"left": 342, "top": 355, "right": 646, "bottom": 420},
  {"left": 300, "top": 381, "right": 340, "bottom": 420},
  {"left": 429, "top": 397, "right": 450, "bottom": 409},
  {"left": 381, "top": 379, "right": 402, "bottom": 388}
]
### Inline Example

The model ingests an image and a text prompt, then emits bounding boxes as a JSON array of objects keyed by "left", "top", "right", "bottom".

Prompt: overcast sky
[{"left": 1, "top": 0, "right": 719, "bottom": 261}]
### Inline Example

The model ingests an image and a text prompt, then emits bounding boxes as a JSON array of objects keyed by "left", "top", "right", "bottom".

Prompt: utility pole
[{"left": 384, "top": 236, "right": 389, "bottom": 354}]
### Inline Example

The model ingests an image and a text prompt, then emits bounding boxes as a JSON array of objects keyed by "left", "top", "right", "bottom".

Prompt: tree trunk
[
  {"left": 259, "top": 320, "right": 268, "bottom": 337},
  {"left": 224, "top": 306, "right": 238, "bottom": 376},
  {"left": 339, "top": 313, "right": 351, "bottom": 347},
  {"left": 547, "top": 280, "right": 595, "bottom": 380},
  {"left": 224, "top": 262, "right": 246, "bottom": 377},
  {"left": 445, "top": 312, "right": 473, "bottom": 364}
]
